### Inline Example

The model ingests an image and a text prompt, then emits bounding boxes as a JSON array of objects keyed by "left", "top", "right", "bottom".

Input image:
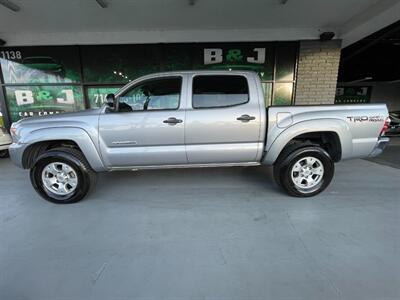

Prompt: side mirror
[{"left": 106, "top": 93, "right": 118, "bottom": 111}]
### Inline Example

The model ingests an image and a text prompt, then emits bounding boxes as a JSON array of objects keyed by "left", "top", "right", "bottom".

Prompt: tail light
[{"left": 380, "top": 117, "right": 391, "bottom": 136}]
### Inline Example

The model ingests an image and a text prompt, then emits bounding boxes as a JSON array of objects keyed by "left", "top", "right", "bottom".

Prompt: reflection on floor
[{"left": 366, "top": 136, "right": 400, "bottom": 169}]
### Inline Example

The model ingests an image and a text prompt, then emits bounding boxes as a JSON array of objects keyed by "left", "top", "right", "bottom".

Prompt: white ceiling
[{"left": 0, "top": 0, "right": 399, "bottom": 46}]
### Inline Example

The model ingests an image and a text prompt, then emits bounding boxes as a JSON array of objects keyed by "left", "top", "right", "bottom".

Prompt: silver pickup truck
[{"left": 9, "top": 71, "right": 390, "bottom": 204}]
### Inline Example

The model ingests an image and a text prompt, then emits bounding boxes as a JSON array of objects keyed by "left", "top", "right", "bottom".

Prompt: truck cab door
[
  {"left": 98, "top": 76, "right": 187, "bottom": 168},
  {"left": 185, "top": 74, "right": 263, "bottom": 164}
]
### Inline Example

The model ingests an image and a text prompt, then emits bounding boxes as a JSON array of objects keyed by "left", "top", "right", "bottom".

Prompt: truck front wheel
[
  {"left": 274, "top": 146, "right": 334, "bottom": 197},
  {"left": 30, "top": 147, "right": 97, "bottom": 204}
]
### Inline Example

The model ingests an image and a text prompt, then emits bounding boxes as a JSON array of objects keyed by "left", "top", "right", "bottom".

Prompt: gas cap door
[{"left": 276, "top": 112, "right": 293, "bottom": 128}]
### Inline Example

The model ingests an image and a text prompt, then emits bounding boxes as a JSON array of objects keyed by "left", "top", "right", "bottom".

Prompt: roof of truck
[{"left": 149, "top": 70, "right": 259, "bottom": 75}]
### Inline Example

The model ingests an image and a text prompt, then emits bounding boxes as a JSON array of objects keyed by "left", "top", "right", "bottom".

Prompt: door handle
[
  {"left": 237, "top": 114, "right": 256, "bottom": 122},
  {"left": 163, "top": 117, "right": 183, "bottom": 125}
]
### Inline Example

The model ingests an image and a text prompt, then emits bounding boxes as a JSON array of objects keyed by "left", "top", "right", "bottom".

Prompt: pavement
[{"left": 0, "top": 157, "right": 399, "bottom": 300}]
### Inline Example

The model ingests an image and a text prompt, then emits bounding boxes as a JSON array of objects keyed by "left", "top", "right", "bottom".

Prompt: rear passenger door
[{"left": 185, "top": 74, "right": 262, "bottom": 164}]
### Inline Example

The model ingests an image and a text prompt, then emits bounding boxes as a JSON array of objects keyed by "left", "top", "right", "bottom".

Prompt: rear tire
[
  {"left": 274, "top": 146, "right": 334, "bottom": 197},
  {"left": 30, "top": 147, "right": 97, "bottom": 204}
]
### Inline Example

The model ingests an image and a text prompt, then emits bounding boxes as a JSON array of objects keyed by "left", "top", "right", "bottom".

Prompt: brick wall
[{"left": 295, "top": 40, "right": 342, "bottom": 105}]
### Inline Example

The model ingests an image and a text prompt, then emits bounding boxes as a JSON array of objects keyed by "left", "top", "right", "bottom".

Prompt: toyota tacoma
[{"left": 9, "top": 71, "right": 390, "bottom": 203}]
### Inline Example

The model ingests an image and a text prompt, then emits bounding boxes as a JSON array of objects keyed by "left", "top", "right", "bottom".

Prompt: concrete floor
[
  {"left": 367, "top": 136, "right": 400, "bottom": 169},
  {"left": 0, "top": 158, "right": 399, "bottom": 300}
]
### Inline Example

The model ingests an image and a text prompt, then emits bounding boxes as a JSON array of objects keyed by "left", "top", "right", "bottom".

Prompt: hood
[
  {"left": 15, "top": 108, "right": 102, "bottom": 126},
  {"left": 11, "top": 108, "right": 103, "bottom": 143}
]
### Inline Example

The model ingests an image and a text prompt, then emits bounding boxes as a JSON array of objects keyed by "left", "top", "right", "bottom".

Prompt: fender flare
[
  {"left": 262, "top": 118, "right": 353, "bottom": 165},
  {"left": 21, "top": 127, "right": 106, "bottom": 172}
]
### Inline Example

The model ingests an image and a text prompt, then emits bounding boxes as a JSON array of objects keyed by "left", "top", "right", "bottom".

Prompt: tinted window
[
  {"left": 192, "top": 75, "right": 249, "bottom": 108},
  {"left": 119, "top": 77, "right": 181, "bottom": 111},
  {"left": 275, "top": 42, "right": 297, "bottom": 81}
]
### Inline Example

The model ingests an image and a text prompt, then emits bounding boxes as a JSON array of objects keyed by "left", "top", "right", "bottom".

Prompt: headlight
[
  {"left": 10, "top": 122, "right": 20, "bottom": 142},
  {"left": 10, "top": 126, "right": 17, "bottom": 136}
]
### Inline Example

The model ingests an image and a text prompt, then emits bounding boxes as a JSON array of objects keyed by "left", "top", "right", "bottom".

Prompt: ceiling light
[
  {"left": 0, "top": 0, "right": 21, "bottom": 12},
  {"left": 95, "top": 0, "right": 108, "bottom": 8},
  {"left": 347, "top": 77, "right": 373, "bottom": 84}
]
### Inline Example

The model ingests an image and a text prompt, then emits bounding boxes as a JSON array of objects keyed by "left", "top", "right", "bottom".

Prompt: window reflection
[
  {"left": 262, "top": 82, "right": 273, "bottom": 107},
  {"left": 273, "top": 83, "right": 293, "bottom": 106}
]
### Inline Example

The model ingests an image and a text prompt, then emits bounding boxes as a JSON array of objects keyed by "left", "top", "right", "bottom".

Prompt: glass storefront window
[
  {"left": 0, "top": 42, "right": 299, "bottom": 125},
  {"left": 0, "top": 47, "right": 81, "bottom": 84},
  {"left": 262, "top": 82, "right": 273, "bottom": 107},
  {"left": 275, "top": 42, "right": 297, "bottom": 82},
  {"left": 273, "top": 82, "right": 293, "bottom": 106},
  {"left": 81, "top": 45, "right": 161, "bottom": 84}
]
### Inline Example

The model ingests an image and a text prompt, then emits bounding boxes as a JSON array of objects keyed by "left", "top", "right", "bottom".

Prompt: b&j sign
[
  {"left": 204, "top": 48, "right": 267, "bottom": 65},
  {"left": 335, "top": 86, "right": 372, "bottom": 104}
]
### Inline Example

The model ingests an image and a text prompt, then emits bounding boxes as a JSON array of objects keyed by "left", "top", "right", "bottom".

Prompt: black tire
[
  {"left": 273, "top": 142, "right": 317, "bottom": 187},
  {"left": 274, "top": 146, "right": 334, "bottom": 197},
  {"left": 0, "top": 149, "right": 9, "bottom": 158},
  {"left": 30, "top": 147, "right": 97, "bottom": 204}
]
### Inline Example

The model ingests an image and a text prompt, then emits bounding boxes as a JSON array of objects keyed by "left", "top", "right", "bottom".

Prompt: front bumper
[
  {"left": 0, "top": 143, "right": 11, "bottom": 151},
  {"left": 0, "top": 134, "right": 12, "bottom": 151},
  {"left": 9, "top": 142, "right": 29, "bottom": 168},
  {"left": 369, "top": 136, "right": 390, "bottom": 157}
]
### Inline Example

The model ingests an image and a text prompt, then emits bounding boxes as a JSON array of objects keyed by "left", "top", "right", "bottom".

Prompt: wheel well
[
  {"left": 22, "top": 140, "right": 82, "bottom": 169},
  {"left": 278, "top": 131, "right": 342, "bottom": 163}
]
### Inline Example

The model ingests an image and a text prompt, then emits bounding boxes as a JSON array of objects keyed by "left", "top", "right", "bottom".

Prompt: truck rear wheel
[
  {"left": 30, "top": 147, "right": 97, "bottom": 204},
  {"left": 274, "top": 146, "right": 334, "bottom": 197}
]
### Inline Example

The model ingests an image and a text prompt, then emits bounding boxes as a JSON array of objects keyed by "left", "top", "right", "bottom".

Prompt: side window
[
  {"left": 119, "top": 77, "right": 182, "bottom": 111},
  {"left": 192, "top": 75, "right": 249, "bottom": 109}
]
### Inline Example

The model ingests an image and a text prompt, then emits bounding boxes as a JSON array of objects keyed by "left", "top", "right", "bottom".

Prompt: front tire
[
  {"left": 30, "top": 148, "right": 97, "bottom": 204},
  {"left": 274, "top": 146, "right": 334, "bottom": 197}
]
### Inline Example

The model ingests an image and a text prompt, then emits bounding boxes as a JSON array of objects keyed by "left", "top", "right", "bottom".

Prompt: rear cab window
[{"left": 192, "top": 75, "right": 249, "bottom": 109}]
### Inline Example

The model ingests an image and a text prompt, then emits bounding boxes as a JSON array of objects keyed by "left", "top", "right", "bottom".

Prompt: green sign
[
  {"left": 335, "top": 86, "right": 372, "bottom": 104},
  {"left": 5, "top": 86, "right": 84, "bottom": 122}
]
